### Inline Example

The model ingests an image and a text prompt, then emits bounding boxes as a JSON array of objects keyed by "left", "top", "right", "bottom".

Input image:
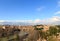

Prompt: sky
[{"left": 0, "top": 0, "right": 60, "bottom": 24}]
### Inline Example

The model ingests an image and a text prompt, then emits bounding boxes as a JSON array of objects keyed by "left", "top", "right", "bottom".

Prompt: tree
[
  {"left": 56, "top": 25, "right": 60, "bottom": 33},
  {"left": 49, "top": 26, "right": 58, "bottom": 37}
]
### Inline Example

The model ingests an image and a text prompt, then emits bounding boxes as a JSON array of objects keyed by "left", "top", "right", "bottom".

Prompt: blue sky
[{"left": 0, "top": 0, "right": 60, "bottom": 21}]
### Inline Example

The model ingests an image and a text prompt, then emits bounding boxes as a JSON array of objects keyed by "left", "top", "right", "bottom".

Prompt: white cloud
[
  {"left": 0, "top": 16, "right": 60, "bottom": 25},
  {"left": 41, "top": 16, "right": 60, "bottom": 25},
  {"left": 49, "top": 16, "right": 60, "bottom": 22},
  {"left": 37, "top": 6, "right": 45, "bottom": 11},
  {"left": 34, "top": 19, "right": 40, "bottom": 23},
  {"left": 0, "top": 20, "right": 5, "bottom": 22},
  {"left": 55, "top": 11, "right": 60, "bottom": 14},
  {"left": 31, "top": 16, "right": 60, "bottom": 25}
]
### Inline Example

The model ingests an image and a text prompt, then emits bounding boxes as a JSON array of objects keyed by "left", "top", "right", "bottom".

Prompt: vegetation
[
  {"left": 34, "top": 25, "right": 60, "bottom": 41},
  {"left": 48, "top": 36, "right": 58, "bottom": 41},
  {"left": 49, "top": 26, "right": 58, "bottom": 36},
  {"left": 0, "top": 25, "right": 60, "bottom": 41},
  {"left": 56, "top": 25, "right": 60, "bottom": 33}
]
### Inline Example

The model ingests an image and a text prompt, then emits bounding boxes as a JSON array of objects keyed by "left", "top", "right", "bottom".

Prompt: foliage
[
  {"left": 49, "top": 26, "right": 58, "bottom": 36},
  {"left": 35, "top": 28, "right": 44, "bottom": 30},
  {"left": 56, "top": 25, "right": 60, "bottom": 33}
]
